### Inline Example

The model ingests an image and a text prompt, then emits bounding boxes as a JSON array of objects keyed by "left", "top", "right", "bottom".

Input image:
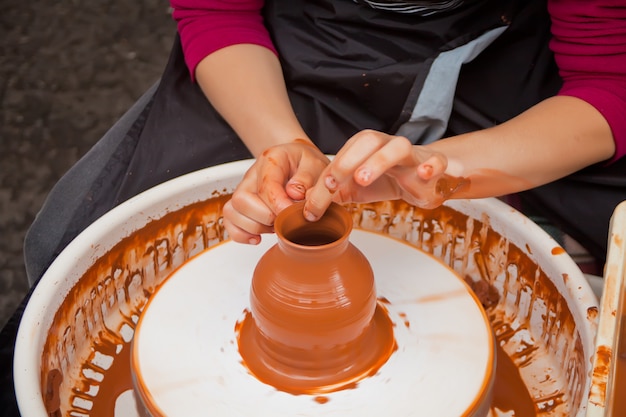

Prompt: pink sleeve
[
  {"left": 548, "top": 0, "right": 626, "bottom": 163},
  {"left": 170, "top": 0, "right": 277, "bottom": 81}
]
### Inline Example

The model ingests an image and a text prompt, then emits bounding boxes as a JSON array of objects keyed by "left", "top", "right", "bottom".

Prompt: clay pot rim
[{"left": 274, "top": 201, "right": 352, "bottom": 252}]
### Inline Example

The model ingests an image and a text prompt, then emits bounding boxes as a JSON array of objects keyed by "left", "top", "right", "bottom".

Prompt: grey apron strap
[{"left": 396, "top": 26, "right": 507, "bottom": 143}]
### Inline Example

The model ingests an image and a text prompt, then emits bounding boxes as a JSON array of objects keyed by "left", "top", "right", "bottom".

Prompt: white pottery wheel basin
[
  {"left": 131, "top": 229, "right": 495, "bottom": 417},
  {"left": 13, "top": 159, "right": 600, "bottom": 416}
]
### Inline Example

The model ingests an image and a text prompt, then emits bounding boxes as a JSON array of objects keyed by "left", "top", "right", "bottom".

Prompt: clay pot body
[{"left": 247, "top": 201, "right": 380, "bottom": 391}]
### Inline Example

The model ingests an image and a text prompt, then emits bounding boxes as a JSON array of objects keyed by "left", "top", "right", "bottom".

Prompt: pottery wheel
[{"left": 132, "top": 229, "right": 495, "bottom": 417}]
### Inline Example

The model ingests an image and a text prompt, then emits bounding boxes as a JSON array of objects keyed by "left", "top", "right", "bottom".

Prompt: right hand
[
  {"left": 223, "top": 139, "right": 330, "bottom": 244},
  {"left": 303, "top": 130, "right": 455, "bottom": 221}
]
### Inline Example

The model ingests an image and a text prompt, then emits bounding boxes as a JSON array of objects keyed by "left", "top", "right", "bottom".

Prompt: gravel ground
[{"left": 0, "top": 0, "right": 176, "bottom": 328}]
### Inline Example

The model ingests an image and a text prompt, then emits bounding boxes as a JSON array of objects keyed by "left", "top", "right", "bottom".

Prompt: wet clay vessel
[{"left": 242, "top": 201, "right": 395, "bottom": 394}]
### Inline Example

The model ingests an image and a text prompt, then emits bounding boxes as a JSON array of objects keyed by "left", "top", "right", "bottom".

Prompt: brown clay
[
  {"left": 241, "top": 201, "right": 396, "bottom": 394},
  {"left": 89, "top": 334, "right": 134, "bottom": 417},
  {"left": 491, "top": 343, "right": 536, "bottom": 416}
]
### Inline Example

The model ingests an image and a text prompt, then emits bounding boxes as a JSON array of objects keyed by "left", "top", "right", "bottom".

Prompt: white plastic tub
[{"left": 14, "top": 159, "right": 601, "bottom": 416}]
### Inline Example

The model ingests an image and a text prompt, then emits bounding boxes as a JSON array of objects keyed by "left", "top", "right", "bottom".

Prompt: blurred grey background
[{"left": 0, "top": 0, "right": 176, "bottom": 328}]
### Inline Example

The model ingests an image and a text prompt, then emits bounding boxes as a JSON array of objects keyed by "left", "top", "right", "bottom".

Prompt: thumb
[{"left": 285, "top": 154, "right": 328, "bottom": 201}]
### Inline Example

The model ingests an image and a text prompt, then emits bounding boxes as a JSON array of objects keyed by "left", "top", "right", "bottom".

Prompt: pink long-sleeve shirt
[{"left": 170, "top": 0, "right": 626, "bottom": 162}]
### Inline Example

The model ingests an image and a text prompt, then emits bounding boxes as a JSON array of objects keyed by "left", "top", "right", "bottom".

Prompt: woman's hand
[
  {"left": 303, "top": 95, "right": 617, "bottom": 222},
  {"left": 223, "top": 139, "right": 329, "bottom": 244},
  {"left": 303, "top": 130, "right": 463, "bottom": 221}
]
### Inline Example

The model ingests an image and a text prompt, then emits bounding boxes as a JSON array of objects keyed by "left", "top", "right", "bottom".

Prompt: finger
[
  {"left": 302, "top": 180, "right": 335, "bottom": 221},
  {"left": 223, "top": 217, "right": 262, "bottom": 245},
  {"left": 223, "top": 200, "right": 273, "bottom": 244},
  {"left": 352, "top": 136, "right": 414, "bottom": 186},
  {"left": 225, "top": 198, "right": 275, "bottom": 233},
  {"left": 229, "top": 186, "right": 277, "bottom": 227},
  {"left": 383, "top": 170, "right": 434, "bottom": 208},
  {"left": 386, "top": 165, "right": 448, "bottom": 209},
  {"left": 323, "top": 130, "right": 389, "bottom": 191},
  {"left": 344, "top": 174, "right": 402, "bottom": 203},
  {"left": 285, "top": 154, "right": 329, "bottom": 200},
  {"left": 256, "top": 158, "right": 295, "bottom": 215}
]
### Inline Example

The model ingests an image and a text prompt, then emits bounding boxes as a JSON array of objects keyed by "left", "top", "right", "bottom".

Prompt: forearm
[
  {"left": 429, "top": 95, "right": 616, "bottom": 199},
  {"left": 195, "top": 44, "right": 310, "bottom": 157}
]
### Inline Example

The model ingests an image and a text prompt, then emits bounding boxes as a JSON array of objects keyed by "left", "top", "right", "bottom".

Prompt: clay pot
[{"left": 248, "top": 201, "right": 379, "bottom": 389}]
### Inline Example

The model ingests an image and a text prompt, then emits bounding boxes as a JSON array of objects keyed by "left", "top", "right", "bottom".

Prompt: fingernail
[
  {"left": 288, "top": 181, "right": 306, "bottom": 194},
  {"left": 248, "top": 237, "right": 260, "bottom": 245},
  {"left": 304, "top": 210, "right": 318, "bottom": 222},
  {"left": 357, "top": 168, "right": 372, "bottom": 183},
  {"left": 421, "top": 164, "right": 434, "bottom": 179},
  {"left": 325, "top": 175, "right": 337, "bottom": 190}
]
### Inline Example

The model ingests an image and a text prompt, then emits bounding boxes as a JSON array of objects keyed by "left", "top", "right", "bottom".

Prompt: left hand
[{"left": 223, "top": 139, "right": 329, "bottom": 244}]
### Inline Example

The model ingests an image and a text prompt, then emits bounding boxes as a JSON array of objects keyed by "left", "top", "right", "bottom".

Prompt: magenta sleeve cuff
[
  {"left": 548, "top": 0, "right": 626, "bottom": 164},
  {"left": 170, "top": 0, "right": 276, "bottom": 81},
  {"left": 558, "top": 82, "right": 626, "bottom": 163}
]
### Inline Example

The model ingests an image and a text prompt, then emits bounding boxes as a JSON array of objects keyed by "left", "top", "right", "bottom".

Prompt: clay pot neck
[{"left": 274, "top": 202, "right": 352, "bottom": 259}]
